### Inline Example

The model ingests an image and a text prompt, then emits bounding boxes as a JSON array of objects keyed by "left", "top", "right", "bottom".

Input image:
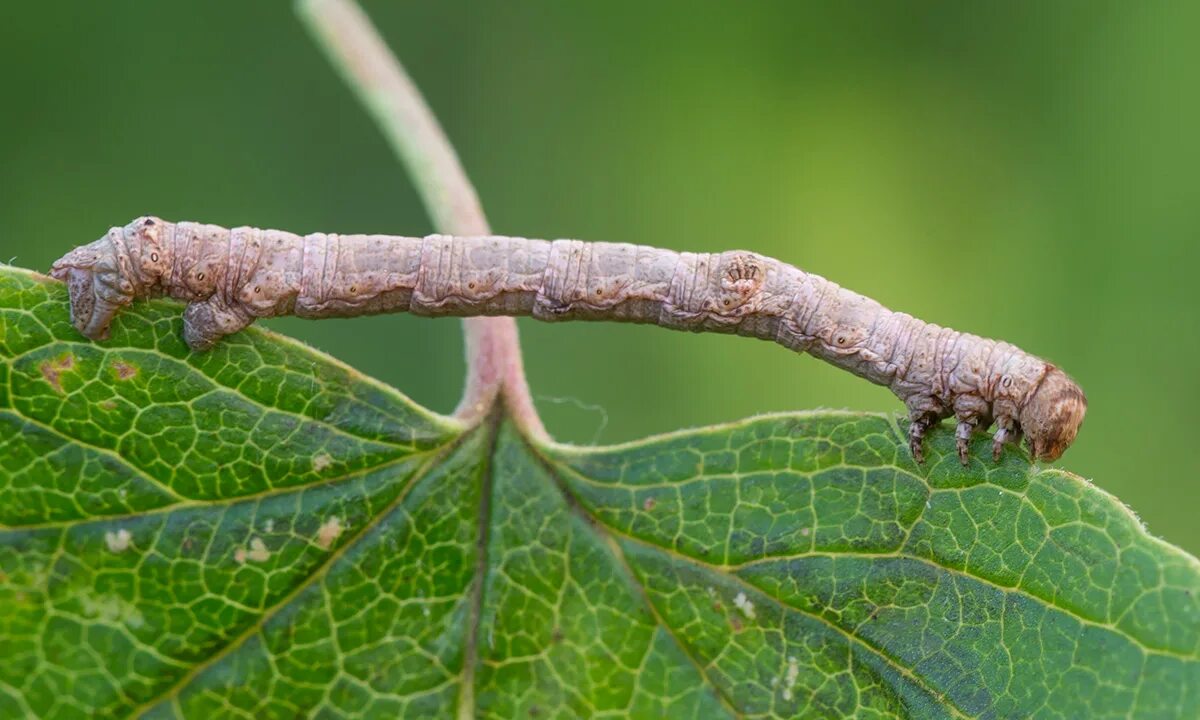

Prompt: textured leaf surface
[{"left": 1, "top": 266, "right": 1198, "bottom": 719}]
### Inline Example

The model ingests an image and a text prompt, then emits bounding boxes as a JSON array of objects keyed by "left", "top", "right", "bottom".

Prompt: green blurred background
[{"left": 3, "top": 2, "right": 1198, "bottom": 552}]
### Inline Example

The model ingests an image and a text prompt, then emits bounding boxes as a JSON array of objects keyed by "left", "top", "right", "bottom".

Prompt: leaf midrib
[{"left": 456, "top": 407, "right": 504, "bottom": 720}]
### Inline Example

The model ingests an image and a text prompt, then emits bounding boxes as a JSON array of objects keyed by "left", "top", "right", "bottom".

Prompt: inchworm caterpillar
[{"left": 50, "top": 217, "right": 1087, "bottom": 464}]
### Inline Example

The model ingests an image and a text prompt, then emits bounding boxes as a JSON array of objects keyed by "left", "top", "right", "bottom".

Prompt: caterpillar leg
[
  {"left": 992, "top": 416, "right": 1022, "bottom": 462},
  {"left": 953, "top": 396, "right": 990, "bottom": 465},
  {"left": 183, "top": 299, "right": 252, "bottom": 351},
  {"left": 907, "top": 413, "right": 937, "bottom": 464},
  {"left": 905, "top": 398, "right": 946, "bottom": 464},
  {"left": 955, "top": 418, "right": 980, "bottom": 465}
]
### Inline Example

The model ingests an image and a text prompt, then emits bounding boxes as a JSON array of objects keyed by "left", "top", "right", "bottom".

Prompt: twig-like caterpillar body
[{"left": 50, "top": 217, "right": 1087, "bottom": 463}]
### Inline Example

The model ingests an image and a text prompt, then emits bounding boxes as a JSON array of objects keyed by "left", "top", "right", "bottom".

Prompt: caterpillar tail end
[{"left": 49, "top": 235, "right": 131, "bottom": 342}]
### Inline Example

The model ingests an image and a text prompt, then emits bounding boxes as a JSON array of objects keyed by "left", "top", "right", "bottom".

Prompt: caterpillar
[{"left": 49, "top": 216, "right": 1086, "bottom": 464}]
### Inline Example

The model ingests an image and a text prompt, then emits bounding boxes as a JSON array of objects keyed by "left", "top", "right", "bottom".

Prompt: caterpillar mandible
[{"left": 50, "top": 216, "right": 1087, "bottom": 464}]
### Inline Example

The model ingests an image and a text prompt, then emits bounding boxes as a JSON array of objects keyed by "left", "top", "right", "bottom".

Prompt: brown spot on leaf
[
  {"left": 642, "top": 497, "right": 656, "bottom": 511},
  {"left": 39, "top": 353, "right": 76, "bottom": 394},
  {"left": 111, "top": 361, "right": 137, "bottom": 380},
  {"left": 313, "top": 453, "right": 333, "bottom": 472},
  {"left": 729, "top": 614, "right": 744, "bottom": 633}
]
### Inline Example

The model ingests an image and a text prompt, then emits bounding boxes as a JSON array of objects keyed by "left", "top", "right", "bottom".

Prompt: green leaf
[{"left": 2, "top": 264, "right": 1197, "bottom": 719}]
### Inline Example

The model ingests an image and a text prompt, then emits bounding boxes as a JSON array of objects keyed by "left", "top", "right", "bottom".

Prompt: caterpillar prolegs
[{"left": 50, "top": 217, "right": 1087, "bottom": 464}]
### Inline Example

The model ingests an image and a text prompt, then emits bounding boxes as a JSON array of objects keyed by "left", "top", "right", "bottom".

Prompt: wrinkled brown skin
[{"left": 50, "top": 217, "right": 1087, "bottom": 464}]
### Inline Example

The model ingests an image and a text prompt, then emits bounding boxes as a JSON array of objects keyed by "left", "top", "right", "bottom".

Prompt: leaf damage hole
[
  {"left": 235, "top": 537, "right": 271, "bottom": 564},
  {"left": 782, "top": 656, "right": 799, "bottom": 701},
  {"left": 104, "top": 528, "right": 132, "bottom": 554},
  {"left": 733, "top": 591, "right": 757, "bottom": 620},
  {"left": 316, "top": 516, "right": 344, "bottom": 550}
]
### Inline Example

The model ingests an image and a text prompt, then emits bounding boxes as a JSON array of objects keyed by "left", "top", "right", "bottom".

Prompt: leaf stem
[{"left": 296, "top": 0, "right": 545, "bottom": 438}]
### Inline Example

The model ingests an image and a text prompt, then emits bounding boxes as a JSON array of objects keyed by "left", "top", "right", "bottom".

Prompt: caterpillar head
[
  {"left": 1019, "top": 367, "right": 1087, "bottom": 462},
  {"left": 49, "top": 217, "right": 170, "bottom": 340}
]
